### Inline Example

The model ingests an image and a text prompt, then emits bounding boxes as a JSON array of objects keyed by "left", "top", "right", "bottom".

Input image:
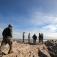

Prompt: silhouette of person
[
  {"left": 23, "top": 32, "right": 25, "bottom": 42},
  {"left": 1, "top": 24, "right": 12, "bottom": 54},
  {"left": 28, "top": 33, "right": 30, "bottom": 43},
  {"left": 32, "top": 34, "right": 37, "bottom": 44},
  {"left": 41, "top": 33, "right": 43, "bottom": 43},
  {"left": 39, "top": 33, "right": 43, "bottom": 43},
  {"left": 39, "top": 33, "right": 41, "bottom": 43}
]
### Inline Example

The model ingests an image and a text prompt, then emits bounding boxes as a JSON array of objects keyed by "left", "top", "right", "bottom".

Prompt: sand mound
[{"left": 0, "top": 41, "right": 51, "bottom": 57}]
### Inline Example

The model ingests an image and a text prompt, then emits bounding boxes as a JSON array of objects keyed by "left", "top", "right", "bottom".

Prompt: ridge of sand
[{"left": 0, "top": 41, "right": 51, "bottom": 57}]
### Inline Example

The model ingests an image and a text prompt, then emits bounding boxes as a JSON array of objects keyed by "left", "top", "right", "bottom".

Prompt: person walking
[{"left": 1, "top": 24, "right": 12, "bottom": 54}]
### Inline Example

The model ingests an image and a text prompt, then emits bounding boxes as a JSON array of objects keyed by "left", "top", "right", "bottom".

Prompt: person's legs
[
  {"left": 1, "top": 40, "right": 4, "bottom": 46},
  {"left": 0, "top": 38, "right": 7, "bottom": 55},
  {"left": 42, "top": 38, "right": 43, "bottom": 43},
  {"left": 42, "top": 38, "right": 43, "bottom": 44},
  {"left": 33, "top": 39, "right": 34, "bottom": 44},
  {"left": 39, "top": 37, "right": 41, "bottom": 43},
  {"left": 35, "top": 39, "right": 36, "bottom": 44},
  {"left": 33, "top": 39, "right": 36, "bottom": 44},
  {"left": 41, "top": 38, "right": 43, "bottom": 44},
  {"left": 39, "top": 36, "right": 41, "bottom": 43},
  {"left": 7, "top": 39, "right": 12, "bottom": 54},
  {"left": 1, "top": 38, "right": 6, "bottom": 47},
  {"left": 39, "top": 39, "right": 40, "bottom": 43}
]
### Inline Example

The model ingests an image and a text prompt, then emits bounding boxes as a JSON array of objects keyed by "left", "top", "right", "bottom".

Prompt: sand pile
[{"left": 0, "top": 41, "right": 51, "bottom": 57}]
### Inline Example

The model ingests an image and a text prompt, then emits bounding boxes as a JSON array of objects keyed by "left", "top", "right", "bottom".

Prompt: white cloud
[
  {"left": 31, "top": 12, "right": 57, "bottom": 26},
  {"left": 28, "top": 11, "right": 57, "bottom": 39},
  {"left": 41, "top": 25, "right": 57, "bottom": 33}
]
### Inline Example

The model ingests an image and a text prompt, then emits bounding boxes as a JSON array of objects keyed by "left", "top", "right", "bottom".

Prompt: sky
[{"left": 0, "top": 0, "right": 57, "bottom": 39}]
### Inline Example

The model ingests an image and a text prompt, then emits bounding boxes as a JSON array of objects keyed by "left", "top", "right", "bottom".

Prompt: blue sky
[{"left": 0, "top": 0, "right": 57, "bottom": 39}]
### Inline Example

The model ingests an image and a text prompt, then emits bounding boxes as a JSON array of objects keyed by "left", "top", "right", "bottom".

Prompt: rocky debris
[
  {"left": 45, "top": 40, "right": 57, "bottom": 57},
  {"left": 38, "top": 44, "right": 51, "bottom": 57},
  {"left": 0, "top": 41, "right": 51, "bottom": 57}
]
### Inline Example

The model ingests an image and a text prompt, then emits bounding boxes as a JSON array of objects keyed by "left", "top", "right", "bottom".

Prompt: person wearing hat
[{"left": 1, "top": 24, "right": 12, "bottom": 54}]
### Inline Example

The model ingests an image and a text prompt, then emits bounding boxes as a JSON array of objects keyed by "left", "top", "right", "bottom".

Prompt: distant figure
[
  {"left": 39, "top": 33, "right": 43, "bottom": 43},
  {"left": 32, "top": 34, "right": 37, "bottom": 44},
  {"left": 1, "top": 24, "right": 12, "bottom": 54},
  {"left": 28, "top": 33, "right": 30, "bottom": 43},
  {"left": 23, "top": 32, "right": 25, "bottom": 42}
]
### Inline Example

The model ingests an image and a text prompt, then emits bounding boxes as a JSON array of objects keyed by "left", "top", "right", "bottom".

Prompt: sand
[{"left": 0, "top": 41, "right": 51, "bottom": 57}]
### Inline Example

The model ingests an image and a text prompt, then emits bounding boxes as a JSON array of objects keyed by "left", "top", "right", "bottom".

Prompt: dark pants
[
  {"left": 39, "top": 38, "right": 43, "bottom": 43},
  {"left": 1, "top": 37, "right": 12, "bottom": 54},
  {"left": 33, "top": 39, "right": 36, "bottom": 44}
]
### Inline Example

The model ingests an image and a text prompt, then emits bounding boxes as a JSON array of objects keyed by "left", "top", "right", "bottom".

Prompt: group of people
[
  {"left": 0, "top": 24, "right": 44, "bottom": 54},
  {"left": 23, "top": 32, "right": 43, "bottom": 44},
  {"left": 32, "top": 33, "right": 43, "bottom": 44}
]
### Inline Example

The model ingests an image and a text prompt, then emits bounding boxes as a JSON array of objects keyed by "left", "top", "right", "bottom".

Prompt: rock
[
  {"left": 38, "top": 44, "right": 51, "bottom": 57},
  {"left": 45, "top": 40, "right": 57, "bottom": 57}
]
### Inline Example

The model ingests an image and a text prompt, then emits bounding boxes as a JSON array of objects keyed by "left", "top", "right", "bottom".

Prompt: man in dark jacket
[
  {"left": 1, "top": 24, "right": 12, "bottom": 54},
  {"left": 32, "top": 34, "right": 37, "bottom": 44}
]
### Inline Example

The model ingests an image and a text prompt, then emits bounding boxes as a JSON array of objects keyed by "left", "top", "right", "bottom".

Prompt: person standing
[
  {"left": 41, "top": 33, "right": 43, "bottom": 43},
  {"left": 32, "top": 34, "right": 37, "bottom": 44},
  {"left": 28, "top": 33, "right": 30, "bottom": 43},
  {"left": 39, "top": 33, "right": 43, "bottom": 43},
  {"left": 23, "top": 32, "right": 25, "bottom": 43}
]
